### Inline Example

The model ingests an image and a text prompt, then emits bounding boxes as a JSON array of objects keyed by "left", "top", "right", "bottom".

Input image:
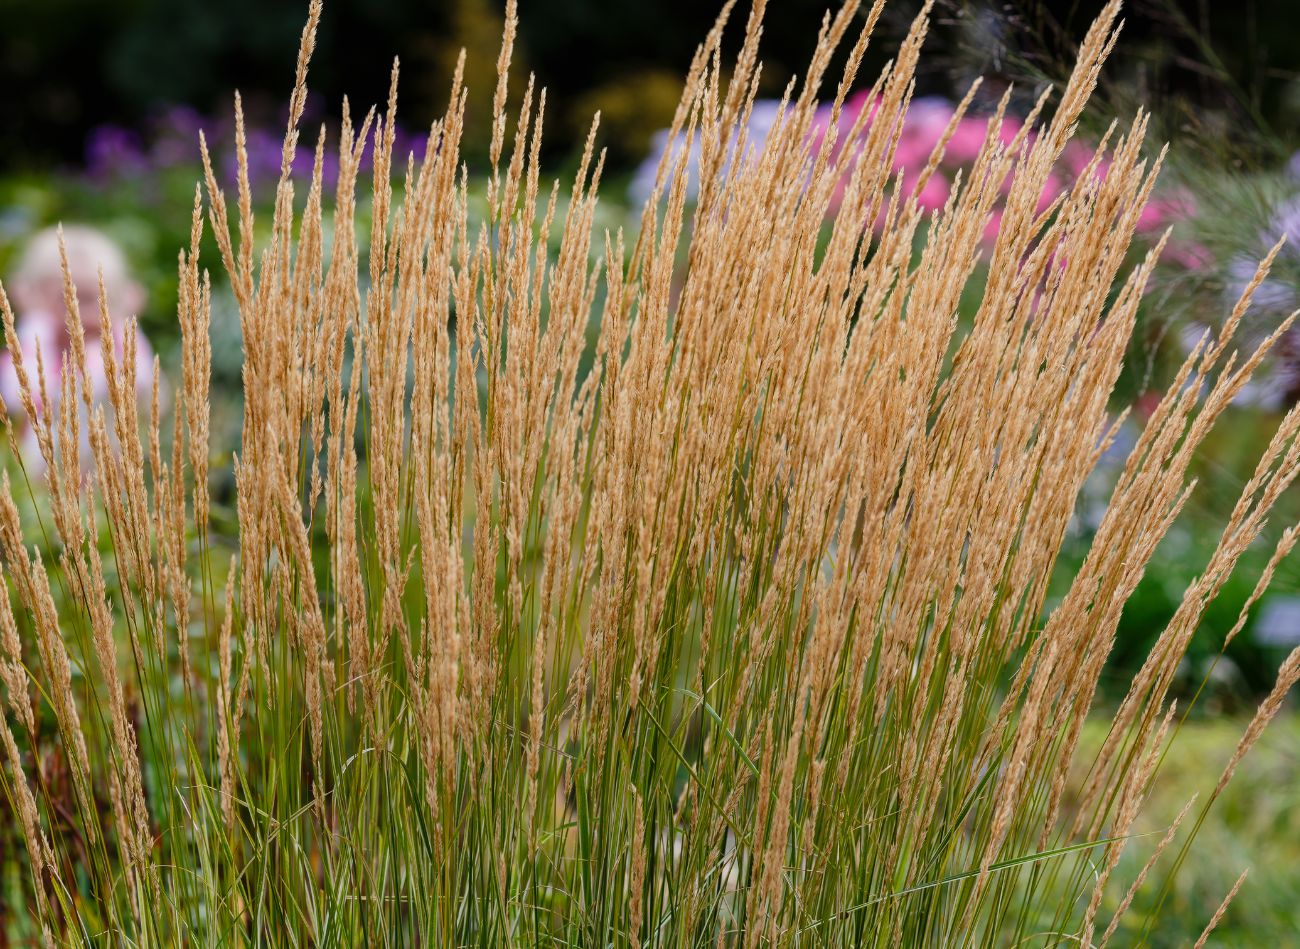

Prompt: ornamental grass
[{"left": 2, "top": 0, "right": 1299, "bottom": 944}]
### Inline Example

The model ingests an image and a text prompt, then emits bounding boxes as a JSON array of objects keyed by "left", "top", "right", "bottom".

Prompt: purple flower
[
  {"left": 1223, "top": 196, "right": 1300, "bottom": 317},
  {"left": 85, "top": 125, "right": 148, "bottom": 179},
  {"left": 1270, "top": 195, "right": 1300, "bottom": 250},
  {"left": 149, "top": 105, "right": 206, "bottom": 168},
  {"left": 219, "top": 126, "right": 284, "bottom": 191},
  {"left": 82, "top": 102, "right": 449, "bottom": 195},
  {"left": 390, "top": 126, "right": 430, "bottom": 169},
  {"left": 1212, "top": 193, "right": 1300, "bottom": 407}
]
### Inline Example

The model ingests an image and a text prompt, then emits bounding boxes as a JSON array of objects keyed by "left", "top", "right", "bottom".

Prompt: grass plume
[{"left": 0, "top": 0, "right": 1297, "bottom": 944}]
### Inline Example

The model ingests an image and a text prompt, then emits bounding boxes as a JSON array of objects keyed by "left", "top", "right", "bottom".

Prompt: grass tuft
[{"left": 1, "top": 0, "right": 1299, "bottom": 944}]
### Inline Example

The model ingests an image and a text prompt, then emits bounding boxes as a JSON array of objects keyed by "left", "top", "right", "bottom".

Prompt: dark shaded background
[{"left": 3, "top": 0, "right": 1299, "bottom": 172}]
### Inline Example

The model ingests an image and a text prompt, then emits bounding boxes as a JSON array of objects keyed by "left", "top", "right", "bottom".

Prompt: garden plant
[{"left": 3, "top": 0, "right": 1300, "bottom": 944}]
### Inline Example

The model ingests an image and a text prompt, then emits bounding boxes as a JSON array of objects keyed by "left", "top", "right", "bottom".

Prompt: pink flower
[
  {"left": 914, "top": 171, "right": 951, "bottom": 212},
  {"left": 946, "top": 118, "right": 991, "bottom": 164},
  {"left": 1036, "top": 172, "right": 1064, "bottom": 215},
  {"left": 1137, "top": 190, "right": 1196, "bottom": 234},
  {"left": 982, "top": 209, "right": 1004, "bottom": 243},
  {"left": 897, "top": 96, "right": 955, "bottom": 159},
  {"left": 731, "top": 89, "right": 1196, "bottom": 254},
  {"left": 809, "top": 91, "right": 878, "bottom": 167},
  {"left": 892, "top": 138, "right": 933, "bottom": 176},
  {"left": 1060, "top": 141, "right": 1096, "bottom": 177},
  {"left": 1165, "top": 241, "right": 1214, "bottom": 271}
]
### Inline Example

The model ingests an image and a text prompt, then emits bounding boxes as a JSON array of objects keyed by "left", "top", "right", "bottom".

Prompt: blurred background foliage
[
  {"left": 4, "top": 0, "right": 1300, "bottom": 695},
  {"left": 1, "top": 5, "right": 1300, "bottom": 940},
  {"left": 4, "top": 0, "right": 1300, "bottom": 171},
  {"left": 3, "top": 0, "right": 1300, "bottom": 672}
]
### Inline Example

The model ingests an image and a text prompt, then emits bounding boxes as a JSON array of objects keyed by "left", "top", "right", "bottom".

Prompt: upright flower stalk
[{"left": 0, "top": 1, "right": 1295, "bottom": 944}]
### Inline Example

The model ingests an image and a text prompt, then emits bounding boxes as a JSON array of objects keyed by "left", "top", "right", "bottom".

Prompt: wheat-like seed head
[{"left": 0, "top": 1, "right": 1297, "bottom": 944}]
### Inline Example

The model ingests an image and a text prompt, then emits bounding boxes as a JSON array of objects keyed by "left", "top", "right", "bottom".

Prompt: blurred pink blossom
[{"left": 633, "top": 90, "right": 1203, "bottom": 263}]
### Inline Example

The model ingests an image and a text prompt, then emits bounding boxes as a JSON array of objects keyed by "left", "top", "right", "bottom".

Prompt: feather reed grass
[{"left": 0, "top": 0, "right": 1297, "bottom": 943}]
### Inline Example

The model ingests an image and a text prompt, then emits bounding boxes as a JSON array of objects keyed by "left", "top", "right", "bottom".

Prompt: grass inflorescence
[{"left": 1, "top": 0, "right": 1299, "bottom": 944}]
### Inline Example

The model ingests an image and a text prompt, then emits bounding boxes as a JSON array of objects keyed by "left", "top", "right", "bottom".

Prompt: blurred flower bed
[{"left": 3, "top": 91, "right": 1300, "bottom": 705}]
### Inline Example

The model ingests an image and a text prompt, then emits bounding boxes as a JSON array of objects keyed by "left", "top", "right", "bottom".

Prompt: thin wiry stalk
[{"left": 0, "top": 1, "right": 1296, "bottom": 945}]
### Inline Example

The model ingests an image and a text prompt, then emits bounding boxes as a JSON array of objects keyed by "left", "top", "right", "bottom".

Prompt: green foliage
[{"left": 3, "top": 3, "right": 1300, "bottom": 945}]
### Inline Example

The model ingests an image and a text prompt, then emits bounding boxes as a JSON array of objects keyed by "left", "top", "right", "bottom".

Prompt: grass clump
[{"left": 1, "top": 0, "right": 1299, "bottom": 944}]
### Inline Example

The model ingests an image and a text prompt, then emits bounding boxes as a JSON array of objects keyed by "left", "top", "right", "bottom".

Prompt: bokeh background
[{"left": 3, "top": 0, "right": 1300, "bottom": 944}]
